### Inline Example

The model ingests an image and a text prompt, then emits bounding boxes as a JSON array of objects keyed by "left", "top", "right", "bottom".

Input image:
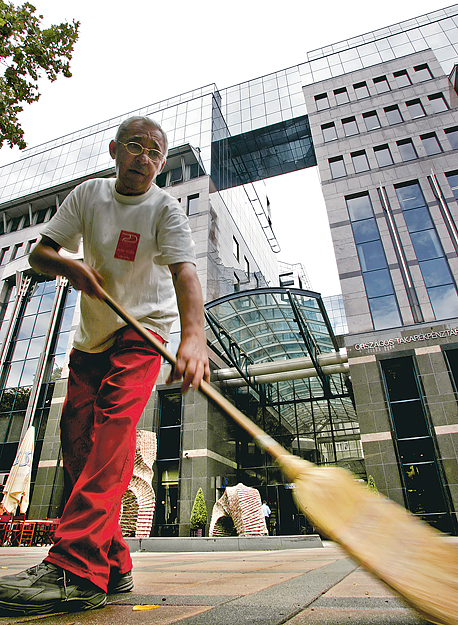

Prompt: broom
[{"left": 102, "top": 289, "right": 458, "bottom": 625}]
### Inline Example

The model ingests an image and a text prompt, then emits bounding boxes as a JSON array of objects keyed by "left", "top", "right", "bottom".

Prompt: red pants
[{"left": 45, "top": 327, "right": 163, "bottom": 591}]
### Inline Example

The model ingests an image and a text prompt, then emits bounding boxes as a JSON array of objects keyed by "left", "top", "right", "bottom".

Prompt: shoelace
[
  {"left": 62, "top": 569, "right": 68, "bottom": 601},
  {"left": 26, "top": 563, "right": 67, "bottom": 599},
  {"left": 26, "top": 564, "right": 45, "bottom": 577}
]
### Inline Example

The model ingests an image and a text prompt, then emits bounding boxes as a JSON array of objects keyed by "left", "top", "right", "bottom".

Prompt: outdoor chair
[
  {"left": 6, "top": 514, "right": 33, "bottom": 547},
  {"left": 0, "top": 514, "right": 12, "bottom": 546},
  {"left": 33, "top": 519, "right": 59, "bottom": 546}
]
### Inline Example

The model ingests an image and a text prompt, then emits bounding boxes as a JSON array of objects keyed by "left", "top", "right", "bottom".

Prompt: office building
[{"left": 0, "top": 4, "right": 458, "bottom": 535}]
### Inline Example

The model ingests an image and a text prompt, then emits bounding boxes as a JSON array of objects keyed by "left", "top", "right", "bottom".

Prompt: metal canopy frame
[{"left": 205, "top": 287, "right": 361, "bottom": 469}]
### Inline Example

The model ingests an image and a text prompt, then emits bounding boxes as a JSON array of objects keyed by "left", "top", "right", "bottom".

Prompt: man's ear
[
  {"left": 109, "top": 140, "right": 117, "bottom": 160},
  {"left": 158, "top": 158, "right": 166, "bottom": 174}
]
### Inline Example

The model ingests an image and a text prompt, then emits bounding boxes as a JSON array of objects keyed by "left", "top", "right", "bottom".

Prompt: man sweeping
[{"left": 0, "top": 116, "right": 209, "bottom": 616}]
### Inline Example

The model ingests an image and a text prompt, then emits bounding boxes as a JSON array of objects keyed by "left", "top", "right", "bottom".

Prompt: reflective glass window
[
  {"left": 373, "top": 75, "right": 390, "bottom": 93},
  {"left": 428, "top": 93, "right": 449, "bottom": 114},
  {"left": 329, "top": 156, "right": 346, "bottom": 179},
  {"left": 11, "top": 340, "right": 28, "bottom": 361},
  {"left": 334, "top": 87, "right": 349, "bottom": 105},
  {"left": 421, "top": 258, "right": 454, "bottom": 288},
  {"left": 10, "top": 243, "right": 23, "bottom": 261},
  {"left": 374, "top": 144, "right": 393, "bottom": 167},
  {"left": 403, "top": 205, "right": 433, "bottom": 231},
  {"left": 446, "top": 171, "right": 458, "bottom": 202},
  {"left": 357, "top": 240, "right": 386, "bottom": 271},
  {"left": 362, "top": 111, "right": 380, "bottom": 131},
  {"left": 352, "top": 218, "right": 379, "bottom": 243},
  {"left": 410, "top": 230, "right": 443, "bottom": 260},
  {"left": 397, "top": 139, "right": 418, "bottom": 161},
  {"left": 428, "top": 284, "right": 458, "bottom": 320},
  {"left": 393, "top": 70, "right": 411, "bottom": 88},
  {"left": 187, "top": 194, "right": 199, "bottom": 216},
  {"left": 351, "top": 151, "right": 370, "bottom": 173},
  {"left": 321, "top": 122, "right": 337, "bottom": 142},
  {"left": 445, "top": 349, "right": 458, "bottom": 394},
  {"left": 353, "top": 81, "right": 370, "bottom": 99},
  {"left": 414, "top": 64, "right": 433, "bottom": 81},
  {"left": 346, "top": 193, "right": 374, "bottom": 221},
  {"left": 342, "top": 116, "right": 359, "bottom": 136},
  {"left": 445, "top": 127, "right": 458, "bottom": 150},
  {"left": 169, "top": 167, "right": 182, "bottom": 184},
  {"left": 385, "top": 105, "right": 403, "bottom": 125},
  {"left": 363, "top": 268, "right": 394, "bottom": 298},
  {"left": 396, "top": 182, "right": 424, "bottom": 209},
  {"left": 369, "top": 295, "right": 401, "bottom": 329},
  {"left": 406, "top": 99, "right": 426, "bottom": 119},
  {"left": 314, "top": 93, "right": 329, "bottom": 111},
  {"left": 25, "top": 239, "right": 37, "bottom": 254},
  {"left": 421, "top": 133, "right": 442, "bottom": 155}
]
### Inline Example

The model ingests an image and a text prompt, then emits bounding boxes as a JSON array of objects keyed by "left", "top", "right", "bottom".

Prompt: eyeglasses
[{"left": 117, "top": 141, "right": 165, "bottom": 162}]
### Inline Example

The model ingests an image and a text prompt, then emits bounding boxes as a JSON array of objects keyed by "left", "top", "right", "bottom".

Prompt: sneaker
[
  {"left": 107, "top": 570, "right": 134, "bottom": 594},
  {"left": 0, "top": 561, "right": 107, "bottom": 615}
]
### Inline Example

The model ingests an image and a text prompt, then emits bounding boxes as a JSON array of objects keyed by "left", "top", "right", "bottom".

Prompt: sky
[{"left": 0, "top": 0, "right": 453, "bottom": 295}]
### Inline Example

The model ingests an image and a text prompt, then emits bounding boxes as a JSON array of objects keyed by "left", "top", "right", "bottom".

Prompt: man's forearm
[
  {"left": 29, "top": 241, "right": 75, "bottom": 279},
  {"left": 29, "top": 239, "right": 105, "bottom": 298}
]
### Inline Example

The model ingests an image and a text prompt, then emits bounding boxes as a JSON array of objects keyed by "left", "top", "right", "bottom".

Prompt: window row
[
  {"left": 328, "top": 127, "right": 458, "bottom": 178},
  {"left": 321, "top": 93, "right": 450, "bottom": 142},
  {"left": 175, "top": 194, "right": 200, "bottom": 216},
  {"left": 0, "top": 206, "right": 56, "bottom": 236},
  {"left": 156, "top": 161, "right": 205, "bottom": 188},
  {"left": 314, "top": 63, "right": 433, "bottom": 111},
  {"left": 0, "top": 240, "right": 37, "bottom": 266}
]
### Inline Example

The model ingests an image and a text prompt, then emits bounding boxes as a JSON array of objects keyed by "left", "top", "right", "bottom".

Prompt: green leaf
[{"left": 0, "top": 0, "right": 79, "bottom": 150}]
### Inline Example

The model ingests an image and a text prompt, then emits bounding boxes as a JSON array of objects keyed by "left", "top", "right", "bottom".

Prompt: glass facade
[
  {"left": 155, "top": 389, "right": 181, "bottom": 536},
  {"left": 346, "top": 193, "right": 401, "bottom": 330},
  {"left": 381, "top": 357, "right": 454, "bottom": 533},
  {"left": 304, "top": 7, "right": 458, "bottom": 82},
  {"left": 2, "top": 4, "right": 458, "bottom": 207},
  {"left": 0, "top": 278, "right": 77, "bottom": 480},
  {"left": 205, "top": 288, "right": 361, "bottom": 479},
  {"left": 395, "top": 182, "right": 458, "bottom": 319},
  {"left": 322, "top": 294, "right": 348, "bottom": 335}
]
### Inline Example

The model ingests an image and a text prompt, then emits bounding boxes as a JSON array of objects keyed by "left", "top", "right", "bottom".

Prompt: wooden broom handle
[{"left": 102, "top": 289, "right": 291, "bottom": 465}]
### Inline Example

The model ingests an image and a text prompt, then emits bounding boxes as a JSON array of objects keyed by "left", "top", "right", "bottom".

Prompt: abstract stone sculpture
[
  {"left": 120, "top": 430, "right": 156, "bottom": 538},
  {"left": 209, "top": 483, "right": 268, "bottom": 537}
]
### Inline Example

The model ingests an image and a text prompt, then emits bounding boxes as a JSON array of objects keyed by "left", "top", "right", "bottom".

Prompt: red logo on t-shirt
[{"left": 114, "top": 231, "right": 140, "bottom": 261}]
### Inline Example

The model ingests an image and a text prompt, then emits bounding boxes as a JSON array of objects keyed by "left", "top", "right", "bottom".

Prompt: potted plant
[
  {"left": 190, "top": 487, "right": 208, "bottom": 536},
  {"left": 367, "top": 475, "right": 379, "bottom": 495}
]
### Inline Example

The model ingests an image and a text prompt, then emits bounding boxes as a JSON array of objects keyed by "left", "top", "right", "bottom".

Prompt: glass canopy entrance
[{"left": 205, "top": 288, "right": 363, "bottom": 475}]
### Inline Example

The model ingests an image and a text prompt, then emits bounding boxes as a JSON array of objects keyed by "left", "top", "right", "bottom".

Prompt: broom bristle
[{"left": 276, "top": 452, "right": 458, "bottom": 625}]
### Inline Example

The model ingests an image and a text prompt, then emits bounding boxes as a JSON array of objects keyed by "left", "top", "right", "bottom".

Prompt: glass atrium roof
[{"left": 205, "top": 289, "right": 357, "bottom": 441}]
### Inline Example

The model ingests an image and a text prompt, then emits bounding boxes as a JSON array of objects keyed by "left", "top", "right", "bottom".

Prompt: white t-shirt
[{"left": 41, "top": 178, "right": 196, "bottom": 353}]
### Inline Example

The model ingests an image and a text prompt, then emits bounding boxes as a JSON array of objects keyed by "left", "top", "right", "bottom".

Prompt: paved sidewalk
[{"left": 0, "top": 543, "right": 429, "bottom": 624}]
